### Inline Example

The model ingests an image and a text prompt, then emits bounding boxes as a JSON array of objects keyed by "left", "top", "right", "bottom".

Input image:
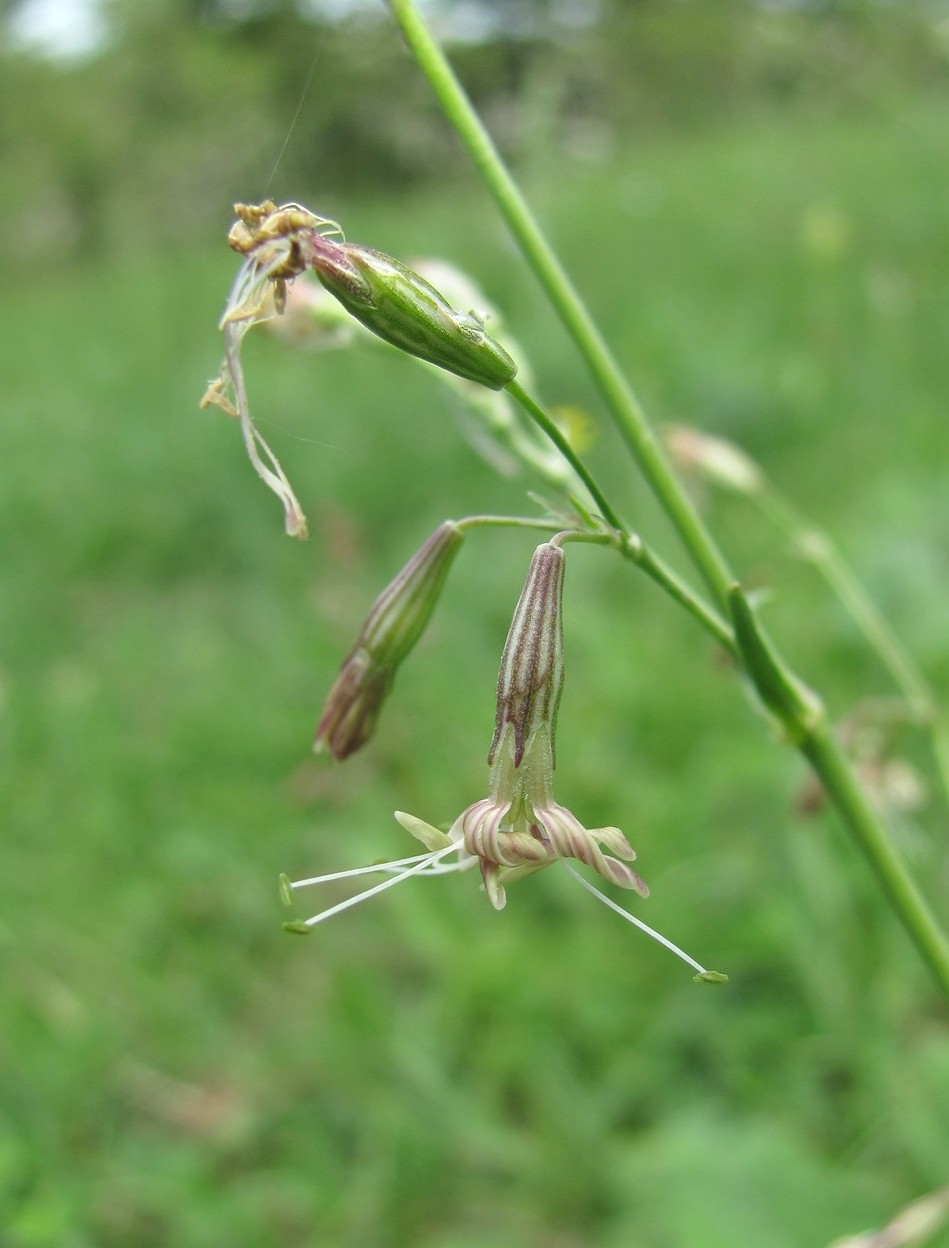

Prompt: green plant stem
[
  {"left": 387, "top": 0, "right": 732, "bottom": 608},
  {"left": 458, "top": 520, "right": 732, "bottom": 650},
  {"left": 455, "top": 514, "right": 560, "bottom": 535},
  {"left": 621, "top": 536, "right": 736, "bottom": 653},
  {"left": 504, "top": 380, "right": 623, "bottom": 531},
  {"left": 387, "top": 0, "right": 949, "bottom": 1002},
  {"left": 555, "top": 530, "right": 736, "bottom": 653},
  {"left": 759, "top": 489, "right": 933, "bottom": 711},
  {"left": 755, "top": 486, "right": 949, "bottom": 808},
  {"left": 801, "top": 720, "right": 949, "bottom": 997},
  {"left": 505, "top": 386, "right": 734, "bottom": 648}
]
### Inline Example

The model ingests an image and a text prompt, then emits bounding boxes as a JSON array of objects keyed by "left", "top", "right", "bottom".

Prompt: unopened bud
[
  {"left": 489, "top": 542, "right": 565, "bottom": 768},
  {"left": 303, "top": 235, "right": 517, "bottom": 390},
  {"left": 316, "top": 522, "right": 464, "bottom": 759}
]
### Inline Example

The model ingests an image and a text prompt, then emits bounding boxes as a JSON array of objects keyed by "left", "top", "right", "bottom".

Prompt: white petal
[{"left": 394, "top": 810, "right": 453, "bottom": 851}]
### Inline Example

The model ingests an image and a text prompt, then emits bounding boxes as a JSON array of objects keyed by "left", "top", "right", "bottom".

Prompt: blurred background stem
[{"left": 754, "top": 483, "right": 949, "bottom": 813}]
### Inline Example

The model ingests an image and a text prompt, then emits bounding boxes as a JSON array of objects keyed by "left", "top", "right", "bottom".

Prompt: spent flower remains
[{"left": 204, "top": 201, "right": 724, "bottom": 981}]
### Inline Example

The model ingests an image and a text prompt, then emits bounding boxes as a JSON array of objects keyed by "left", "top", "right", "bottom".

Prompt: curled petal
[
  {"left": 479, "top": 859, "right": 508, "bottom": 910},
  {"left": 461, "top": 801, "right": 559, "bottom": 872},
  {"left": 535, "top": 804, "right": 649, "bottom": 897},
  {"left": 590, "top": 824, "right": 637, "bottom": 861},
  {"left": 458, "top": 798, "right": 508, "bottom": 856}
]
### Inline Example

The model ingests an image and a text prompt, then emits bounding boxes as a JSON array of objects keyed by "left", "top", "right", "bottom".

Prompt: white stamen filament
[
  {"left": 565, "top": 865, "right": 708, "bottom": 975},
  {"left": 301, "top": 840, "right": 465, "bottom": 927},
  {"left": 291, "top": 849, "right": 448, "bottom": 889},
  {"left": 399, "top": 858, "right": 472, "bottom": 877}
]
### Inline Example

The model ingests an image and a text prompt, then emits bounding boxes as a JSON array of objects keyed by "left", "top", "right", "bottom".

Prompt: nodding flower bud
[
  {"left": 301, "top": 235, "right": 518, "bottom": 390},
  {"left": 489, "top": 542, "right": 565, "bottom": 769},
  {"left": 315, "top": 521, "right": 464, "bottom": 760}
]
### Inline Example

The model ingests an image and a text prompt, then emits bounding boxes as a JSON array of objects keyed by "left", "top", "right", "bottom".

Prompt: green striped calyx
[{"left": 303, "top": 234, "right": 517, "bottom": 390}]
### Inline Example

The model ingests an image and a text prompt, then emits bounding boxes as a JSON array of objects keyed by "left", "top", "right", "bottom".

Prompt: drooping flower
[
  {"left": 222, "top": 200, "right": 520, "bottom": 389},
  {"left": 262, "top": 259, "right": 582, "bottom": 498},
  {"left": 284, "top": 539, "right": 725, "bottom": 981},
  {"left": 290, "top": 541, "right": 643, "bottom": 910},
  {"left": 202, "top": 201, "right": 519, "bottom": 536},
  {"left": 199, "top": 204, "right": 346, "bottom": 538},
  {"left": 398, "top": 541, "right": 647, "bottom": 909}
]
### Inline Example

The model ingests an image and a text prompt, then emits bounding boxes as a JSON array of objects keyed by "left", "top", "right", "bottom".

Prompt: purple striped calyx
[
  {"left": 490, "top": 542, "right": 565, "bottom": 770},
  {"left": 315, "top": 522, "right": 464, "bottom": 760}
]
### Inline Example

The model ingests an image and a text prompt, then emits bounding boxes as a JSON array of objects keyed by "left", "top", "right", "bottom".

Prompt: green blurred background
[{"left": 3, "top": 1, "right": 949, "bottom": 1244}]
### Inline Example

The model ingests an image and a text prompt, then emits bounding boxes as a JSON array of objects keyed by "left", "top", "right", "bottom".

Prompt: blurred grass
[{"left": 3, "top": 85, "right": 949, "bottom": 1247}]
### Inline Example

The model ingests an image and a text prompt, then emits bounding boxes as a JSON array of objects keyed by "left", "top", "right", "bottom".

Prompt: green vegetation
[{"left": 3, "top": 19, "right": 949, "bottom": 1248}]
